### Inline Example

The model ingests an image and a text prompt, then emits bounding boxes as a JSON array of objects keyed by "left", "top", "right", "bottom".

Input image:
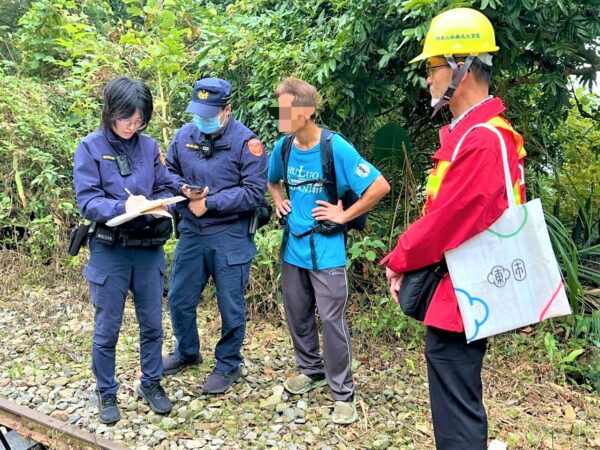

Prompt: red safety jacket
[{"left": 383, "top": 97, "right": 526, "bottom": 332}]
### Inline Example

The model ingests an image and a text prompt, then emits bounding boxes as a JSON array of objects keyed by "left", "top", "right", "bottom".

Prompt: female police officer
[{"left": 74, "top": 76, "right": 174, "bottom": 424}]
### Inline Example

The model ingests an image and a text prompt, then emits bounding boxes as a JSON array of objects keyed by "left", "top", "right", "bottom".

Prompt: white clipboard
[{"left": 106, "top": 195, "right": 186, "bottom": 227}]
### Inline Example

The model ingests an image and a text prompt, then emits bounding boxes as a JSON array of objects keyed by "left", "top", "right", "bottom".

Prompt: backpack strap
[
  {"left": 278, "top": 134, "right": 294, "bottom": 266},
  {"left": 291, "top": 228, "right": 319, "bottom": 270},
  {"left": 319, "top": 129, "right": 338, "bottom": 205},
  {"left": 281, "top": 134, "right": 294, "bottom": 199}
]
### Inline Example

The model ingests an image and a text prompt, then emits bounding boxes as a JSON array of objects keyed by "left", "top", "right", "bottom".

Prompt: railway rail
[{"left": 0, "top": 398, "right": 128, "bottom": 450}]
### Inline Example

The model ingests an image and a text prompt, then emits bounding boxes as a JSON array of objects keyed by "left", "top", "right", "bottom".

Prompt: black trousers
[{"left": 425, "top": 326, "right": 488, "bottom": 450}]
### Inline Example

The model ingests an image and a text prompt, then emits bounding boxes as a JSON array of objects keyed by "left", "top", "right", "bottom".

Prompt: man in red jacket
[{"left": 383, "top": 8, "right": 526, "bottom": 450}]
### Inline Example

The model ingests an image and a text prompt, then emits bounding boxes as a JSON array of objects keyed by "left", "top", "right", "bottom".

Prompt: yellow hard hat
[{"left": 409, "top": 8, "right": 499, "bottom": 63}]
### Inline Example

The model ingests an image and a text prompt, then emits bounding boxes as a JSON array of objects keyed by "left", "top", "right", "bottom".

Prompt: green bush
[{"left": 0, "top": 75, "right": 79, "bottom": 258}]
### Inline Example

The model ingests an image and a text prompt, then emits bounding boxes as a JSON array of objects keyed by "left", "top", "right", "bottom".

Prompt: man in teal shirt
[{"left": 268, "top": 77, "right": 390, "bottom": 424}]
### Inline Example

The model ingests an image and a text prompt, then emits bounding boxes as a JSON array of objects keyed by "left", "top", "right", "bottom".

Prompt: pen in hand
[{"left": 123, "top": 187, "right": 144, "bottom": 213}]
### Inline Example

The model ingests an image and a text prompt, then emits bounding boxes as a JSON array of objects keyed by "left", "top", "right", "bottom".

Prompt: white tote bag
[{"left": 444, "top": 124, "right": 571, "bottom": 342}]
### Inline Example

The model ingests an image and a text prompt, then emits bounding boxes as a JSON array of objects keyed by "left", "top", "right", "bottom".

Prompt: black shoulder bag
[{"left": 398, "top": 260, "right": 448, "bottom": 321}]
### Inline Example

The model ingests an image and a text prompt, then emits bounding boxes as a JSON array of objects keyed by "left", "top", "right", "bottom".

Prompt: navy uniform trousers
[
  {"left": 425, "top": 326, "right": 488, "bottom": 450},
  {"left": 168, "top": 219, "right": 255, "bottom": 372},
  {"left": 84, "top": 237, "right": 166, "bottom": 396}
]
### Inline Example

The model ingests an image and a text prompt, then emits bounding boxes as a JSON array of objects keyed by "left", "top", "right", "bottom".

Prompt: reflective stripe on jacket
[{"left": 424, "top": 115, "right": 526, "bottom": 210}]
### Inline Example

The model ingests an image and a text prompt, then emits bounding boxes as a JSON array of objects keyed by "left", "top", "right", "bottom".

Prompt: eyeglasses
[
  {"left": 426, "top": 64, "right": 450, "bottom": 77},
  {"left": 116, "top": 118, "right": 146, "bottom": 130}
]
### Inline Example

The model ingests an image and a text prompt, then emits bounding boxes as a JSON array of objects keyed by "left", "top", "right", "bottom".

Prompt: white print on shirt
[{"left": 287, "top": 165, "right": 324, "bottom": 194}]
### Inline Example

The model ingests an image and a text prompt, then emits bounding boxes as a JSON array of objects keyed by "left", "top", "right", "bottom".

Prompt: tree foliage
[{"left": 1, "top": 0, "right": 598, "bottom": 262}]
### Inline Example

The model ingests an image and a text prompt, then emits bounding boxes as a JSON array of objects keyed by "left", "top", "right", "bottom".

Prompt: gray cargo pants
[{"left": 281, "top": 262, "right": 355, "bottom": 401}]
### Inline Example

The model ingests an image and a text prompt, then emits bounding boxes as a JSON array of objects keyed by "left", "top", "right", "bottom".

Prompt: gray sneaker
[
  {"left": 283, "top": 374, "right": 327, "bottom": 395},
  {"left": 162, "top": 352, "right": 202, "bottom": 375},
  {"left": 202, "top": 367, "right": 241, "bottom": 394},
  {"left": 332, "top": 398, "right": 358, "bottom": 425}
]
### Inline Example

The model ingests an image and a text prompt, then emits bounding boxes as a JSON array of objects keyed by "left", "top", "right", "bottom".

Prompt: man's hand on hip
[{"left": 312, "top": 200, "right": 345, "bottom": 224}]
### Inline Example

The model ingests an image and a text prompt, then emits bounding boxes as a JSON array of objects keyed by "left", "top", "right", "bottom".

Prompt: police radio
[
  {"left": 199, "top": 140, "right": 215, "bottom": 158},
  {"left": 116, "top": 154, "right": 132, "bottom": 176}
]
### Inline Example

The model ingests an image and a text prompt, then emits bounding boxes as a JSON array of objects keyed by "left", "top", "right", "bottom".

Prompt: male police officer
[{"left": 163, "top": 78, "right": 268, "bottom": 394}]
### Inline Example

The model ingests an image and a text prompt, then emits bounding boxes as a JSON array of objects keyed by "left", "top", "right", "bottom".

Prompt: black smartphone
[{"left": 185, "top": 184, "right": 207, "bottom": 192}]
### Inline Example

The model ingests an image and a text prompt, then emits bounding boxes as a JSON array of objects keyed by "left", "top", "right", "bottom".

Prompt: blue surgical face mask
[{"left": 193, "top": 114, "right": 222, "bottom": 135}]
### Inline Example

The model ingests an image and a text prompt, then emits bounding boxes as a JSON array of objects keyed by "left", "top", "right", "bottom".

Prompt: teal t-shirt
[{"left": 268, "top": 133, "right": 380, "bottom": 270}]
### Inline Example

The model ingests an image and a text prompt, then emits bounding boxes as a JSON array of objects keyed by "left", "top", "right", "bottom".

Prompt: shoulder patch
[
  {"left": 247, "top": 139, "right": 264, "bottom": 157},
  {"left": 102, "top": 154, "right": 116, "bottom": 161},
  {"left": 355, "top": 163, "right": 370, "bottom": 178}
]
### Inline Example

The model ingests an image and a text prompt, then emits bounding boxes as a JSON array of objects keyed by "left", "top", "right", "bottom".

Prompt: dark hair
[
  {"left": 469, "top": 57, "right": 492, "bottom": 85},
  {"left": 452, "top": 56, "right": 492, "bottom": 85},
  {"left": 101, "top": 76, "right": 153, "bottom": 132}
]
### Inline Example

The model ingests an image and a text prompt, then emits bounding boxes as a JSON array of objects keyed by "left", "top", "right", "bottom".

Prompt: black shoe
[
  {"left": 162, "top": 352, "right": 203, "bottom": 375},
  {"left": 136, "top": 381, "right": 172, "bottom": 414},
  {"left": 96, "top": 391, "right": 120, "bottom": 424},
  {"left": 202, "top": 367, "right": 241, "bottom": 394}
]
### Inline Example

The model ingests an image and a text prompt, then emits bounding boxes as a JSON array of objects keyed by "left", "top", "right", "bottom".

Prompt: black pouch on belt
[
  {"left": 120, "top": 218, "right": 172, "bottom": 247},
  {"left": 149, "top": 218, "right": 173, "bottom": 245},
  {"left": 67, "top": 223, "right": 91, "bottom": 256},
  {"left": 95, "top": 224, "right": 117, "bottom": 246},
  {"left": 249, "top": 200, "right": 273, "bottom": 235}
]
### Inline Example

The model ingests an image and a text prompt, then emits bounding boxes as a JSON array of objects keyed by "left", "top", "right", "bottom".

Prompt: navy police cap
[{"left": 186, "top": 78, "right": 232, "bottom": 118}]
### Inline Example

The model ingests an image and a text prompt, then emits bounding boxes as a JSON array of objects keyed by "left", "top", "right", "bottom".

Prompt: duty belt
[{"left": 94, "top": 221, "right": 172, "bottom": 248}]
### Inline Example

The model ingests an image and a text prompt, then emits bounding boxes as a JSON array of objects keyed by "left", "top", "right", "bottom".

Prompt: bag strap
[
  {"left": 319, "top": 129, "right": 338, "bottom": 204},
  {"left": 451, "top": 123, "right": 516, "bottom": 209},
  {"left": 278, "top": 135, "right": 293, "bottom": 266},
  {"left": 281, "top": 134, "right": 295, "bottom": 200}
]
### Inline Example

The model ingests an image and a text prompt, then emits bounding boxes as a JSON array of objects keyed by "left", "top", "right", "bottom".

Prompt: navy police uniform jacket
[
  {"left": 73, "top": 128, "right": 173, "bottom": 394},
  {"left": 165, "top": 118, "right": 268, "bottom": 235},
  {"left": 74, "top": 129, "right": 174, "bottom": 224}
]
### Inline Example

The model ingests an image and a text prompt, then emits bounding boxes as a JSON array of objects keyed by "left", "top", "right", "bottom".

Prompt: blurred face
[
  {"left": 112, "top": 110, "right": 144, "bottom": 139},
  {"left": 426, "top": 57, "right": 452, "bottom": 107},
  {"left": 277, "top": 93, "right": 315, "bottom": 134}
]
